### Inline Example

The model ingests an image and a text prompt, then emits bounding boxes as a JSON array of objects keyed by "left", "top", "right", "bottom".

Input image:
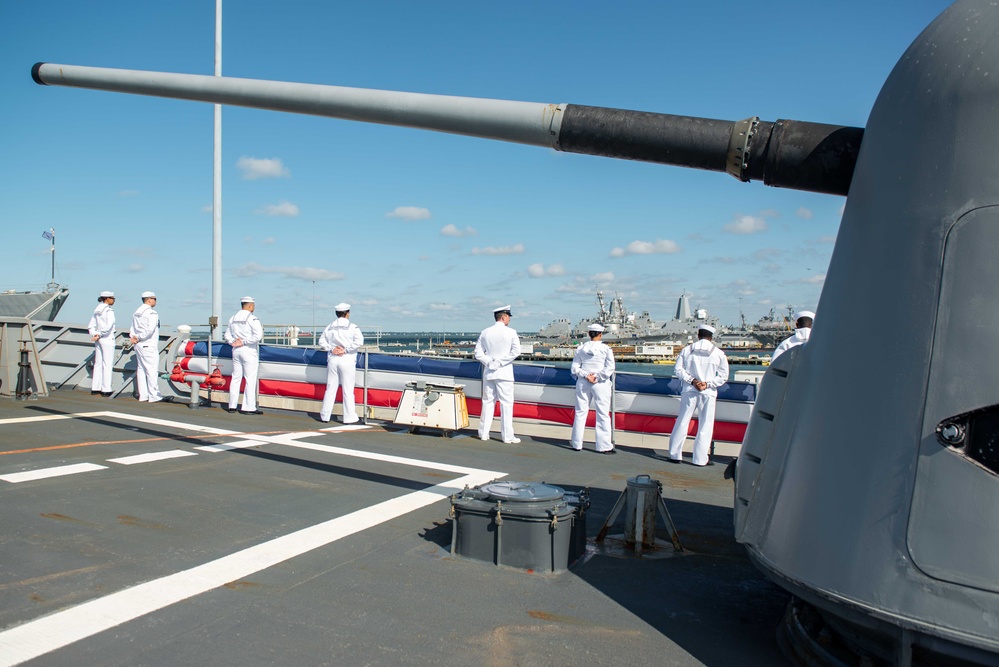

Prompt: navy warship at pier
[{"left": 538, "top": 290, "right": 722, "bottom": 344}]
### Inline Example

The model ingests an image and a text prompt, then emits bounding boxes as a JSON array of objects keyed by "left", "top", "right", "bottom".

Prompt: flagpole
[
  {"left": 211, "top": 0, "right": 222, "bottom": 339},
  {"left": 50, "top": 228, "right": 55, "bottom": 283}
]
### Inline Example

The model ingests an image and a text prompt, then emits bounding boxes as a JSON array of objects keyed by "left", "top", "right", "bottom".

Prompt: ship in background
[
  {"left": 538, "top": 289, "right": 801, "bottom": 348},
  {"left": 538, "top": 290, "right": 721, "bottom": 344},
  {"left": 1, "top": 229, "right": 70, "bottom": 321}
]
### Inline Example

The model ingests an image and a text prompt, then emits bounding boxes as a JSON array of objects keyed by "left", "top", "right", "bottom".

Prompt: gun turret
[{"left": 31, "top": 62, "right": 860, "bottom": 196}]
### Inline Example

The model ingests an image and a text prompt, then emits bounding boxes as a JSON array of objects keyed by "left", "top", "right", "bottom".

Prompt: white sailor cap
[
  {"left": 493, "top": 305, "right": 512, "bottom": 314},
  {"left": 335, "top": 302, "right": 351, "bottom": 311},
  {"left": 587, "top": 323, "right": 605, "bottom": 332},
  {"left": 99, "top": 291, "right": 115, "bottom": 298},
  {"left": 241, "top": 296, "right": 255, "bottom": 304},
  {"left": 141, "top": 291, "right": 157, "bottom": 299},
  {"left": 698, "top": 324, "right": 716, "bottom": 334},
  {"left": 794, "top": 310, "right": 815, "bottom": 321}
]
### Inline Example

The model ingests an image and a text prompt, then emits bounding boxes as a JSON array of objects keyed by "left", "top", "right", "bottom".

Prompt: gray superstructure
[{"left": 0, "top": 284, "right": 69, "bottom": 321}]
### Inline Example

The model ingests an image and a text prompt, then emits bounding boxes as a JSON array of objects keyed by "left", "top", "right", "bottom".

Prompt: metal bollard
[
  {"left": 16, "top": 343, "right": 32, "bottom": 400},
  {"left": 624, "top": 474, "right": 660, "bottom": 550}
]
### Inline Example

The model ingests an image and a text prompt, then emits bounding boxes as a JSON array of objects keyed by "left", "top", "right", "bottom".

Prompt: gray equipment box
[{"left": 450, "top": 481, "right": 589, "bottom": 573}]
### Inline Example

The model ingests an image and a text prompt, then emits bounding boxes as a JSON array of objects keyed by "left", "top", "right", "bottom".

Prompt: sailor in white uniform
[
  {"left": 88, "top": 291, "right": 116, "bottom": 396},
  {"left": 319, "top": 302, "right": 364, "bottom": 424},
  {"left": 474, "top": 305, "right": 522, "bottom": 443},
  {"left": 129, "top": 291, "right": 164, "bottom": 403},
  {"left": 224, "top": 296, "right": 264, "bottom": 414},
  {"left": 570, "top": 323, "right": 616, "bottom": 454},
  {"left": 668, "top": 324, "right": 729, "bottom": 466},
  {"left": 772, "top": 310, "right": 815, "bottom": 362}
]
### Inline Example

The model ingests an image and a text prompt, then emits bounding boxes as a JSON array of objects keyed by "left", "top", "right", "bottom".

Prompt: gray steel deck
[{"left": 0, "top": 390, "right": 788, "bottom": 666}]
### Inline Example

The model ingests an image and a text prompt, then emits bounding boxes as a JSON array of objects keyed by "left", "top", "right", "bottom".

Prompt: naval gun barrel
[{"left": 32, "top": 62, "right": 861, "bottom": 196}]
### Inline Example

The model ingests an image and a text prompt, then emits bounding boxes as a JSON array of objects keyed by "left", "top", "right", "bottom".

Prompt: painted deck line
[
  {"left": 0, "top": 469, "right": 503, "bottom": 667},
  {"left": 0, "top": 411, "right": 241, "bottom": 436},
  {"left": 319, "top": 424, "right": 373, "bottom": 432},
  {"left": 107, "top": 450, "right": 199, "bottom": 465},
  {"left": 276, "top": 439, "right": 506, "bottom": 476},
  {"left": 0, "top": 463, "right": 108, "bottom": 484},
  {"left": 0, "top": 412, "right": 114, "bottom": 425},
  {"left": 194, "top": 439, "right": 269, "bottom": 453}
]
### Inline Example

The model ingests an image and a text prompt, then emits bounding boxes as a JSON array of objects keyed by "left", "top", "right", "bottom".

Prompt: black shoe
[
  {"left": 694, "top": 461, "right": 715, "bottom": 467},
  {"left": 239, "top": 410, "right": 263, "bottom": 415},
  {"left": 599, "top": 449, "right": 617, "bottom": 455},
  {"left": 668, "top": 458, "right": 682, "bottom": 464},
  {"left": 226, "top": 408, "right": 237, "bottom": 414},
  {"left": 91, "top": 390, "right": 100, "bottom": 395},
  {"left": 101, "top": 392, "right": 112, "bottom": 397}
]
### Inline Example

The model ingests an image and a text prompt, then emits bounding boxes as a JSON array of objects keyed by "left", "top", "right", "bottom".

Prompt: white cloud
[
  {"left": 361, "top": 299, "right": 379, "bottom": 306},
  {"left": 818, "top": 235, "right": 836, "bottom": 244},
  {"left": 256, "top": 201, "right": 300, "bottom": 217},
  {"left": 387, "top": 206, "right": 431, "bottom": 221},
  {"left": 796, "top": 207, "right": 814, "bottom": 220},
  {"left": 430, "top": 303, "right": 454, "bottom": 311},
  {"left": 724, "top": 214, "right": 768, "bottom": 235},
  {"left": 801, "top": 273, "right": 826, "bottom": 284},
  {"left": 117, "top": 190, "right": 139, "bottom": 197},
  {"left": 610, "top": 239, "right": 681, "bottom": 257},
  {"left": 126, "top": 263, "right": 143, "bottom": 273},
  {"left": 528, "top": 263, "right": 566, "bottom": 278},
  {"left": 233, "top": 262, "right": 345, "bottom": 281},
  {"left": 237, "top": 156, "right": 290, "bottom": 180},
  {"left": 471, "top": 243, "right": 525, "bottom": 256},
  {"left": 262, "top": 237, "right": 276, "bottom": 245},
  {"left": 591, "top": 271, "right": 615, "bottom": 283},
  {"left": 440, "top": 224, "right": 477, "bottom": 237},
  {"left": 202, "top": 204, "right": 213, "bottom": 213}
]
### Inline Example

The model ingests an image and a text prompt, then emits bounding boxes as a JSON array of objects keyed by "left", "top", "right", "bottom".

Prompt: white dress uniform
[
  {"left": 88, "top": 293, "right": 116, "bottom": 394},
  {"left": 570, "top": 334, "right": 616, "bottom": 452},
  {"left": 318, "top": 305, "right": 364, "bottom": 423},
  {"left": 224, "top": 299, "right": 264, "bottom": 412},
  {"left": 474, "top": 309, "right": 522, "bottom": 443},
  {"left": 129, "top": 293, "right": 163, "bottom": 402},
  {"left": 772, "top": 327, "right": 811, "bottom": 361},
  {"left": 668, "top": 333, "right": 729, "bottom": 466}
]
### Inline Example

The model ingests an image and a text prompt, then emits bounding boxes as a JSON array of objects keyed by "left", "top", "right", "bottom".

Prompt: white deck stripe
[
  {"left": 320, "top": 424, "right": 372, "bottom": 432},
  {"left": 195, "top": 440, "right": 267, "bottom": 452},
  {"left": 0, "top": 463, "right": 108, "bottom": 484},
  {"left": 0, "top": 470, "right": 503, "bottom": 667},
  {"left": 276, "top": 439, "right": 503, "bottom": 475},
  {"left": 107, "top": 450, "right": 199, "bottom": 465}
]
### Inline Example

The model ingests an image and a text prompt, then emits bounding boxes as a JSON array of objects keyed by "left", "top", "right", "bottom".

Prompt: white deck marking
[
  {"left": 107, "top": 450, "right": 199, "bottom": 465},
  {"left": 0, "top": 463, "right": 108, "bottom": 484},
  {"left": 320, "top": 423, "right": 372, "bottom": 432},
  {"left": 0, "top": 409, "right": 506, "bottom": 666},
  {"left": 195, "top": 439, "right": 267, "bottom": 452},
  {"left": 0, "top": 471, "right": 503, "bottom": 667}
]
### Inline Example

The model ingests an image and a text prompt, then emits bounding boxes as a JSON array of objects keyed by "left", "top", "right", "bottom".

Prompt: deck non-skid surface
[{"left": 0, "top": 392, "right": 788, "bottom": 666}]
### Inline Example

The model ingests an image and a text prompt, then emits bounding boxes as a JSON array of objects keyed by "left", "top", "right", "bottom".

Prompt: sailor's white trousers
[
  {"left": 228, "top": 346, "right": 260, "bottom": 411},
  {"left": 668, "top": 388, "right": 716, "bottom": 465},
  {"left": 571, "top": 378, "right": 613, "bottom": 452},
  {"left": 134, "top": 343, "right": 163, "bottom": 402},
  {"left": 478, "top": 378, "right": 515, "bottom": 442},
  {"left": 320, "top": 353, "right": 359, "bottom": 423},
  {"left": 91, "top": 336, "right": 115, "bottom": 393}
]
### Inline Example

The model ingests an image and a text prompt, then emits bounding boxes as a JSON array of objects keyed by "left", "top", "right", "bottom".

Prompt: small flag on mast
[{"left": 42, "top": 230, "right": 54, "bottom": 241}]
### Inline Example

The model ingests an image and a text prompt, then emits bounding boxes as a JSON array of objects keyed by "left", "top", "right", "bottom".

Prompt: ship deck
[{"left": 0, "top": 390, "right": 788, "bottom": 666}]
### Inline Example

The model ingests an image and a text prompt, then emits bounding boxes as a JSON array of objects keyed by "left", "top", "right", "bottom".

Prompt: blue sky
[{"left": 1, "top": 1, "right": 951, "bottom": 334}]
